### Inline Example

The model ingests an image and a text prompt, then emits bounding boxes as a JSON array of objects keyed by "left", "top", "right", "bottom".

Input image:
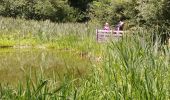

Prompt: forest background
[
  {"left": 0, "top": 0, "right": 169, "bottom": 23},
  {"left": 0, "top": 0, "right": 170, "bottom": 37}
]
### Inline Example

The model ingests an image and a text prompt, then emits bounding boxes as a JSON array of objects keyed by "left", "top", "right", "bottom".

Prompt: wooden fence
[{"left": 96, "top": 29, "right": 123, "bottom": 42}]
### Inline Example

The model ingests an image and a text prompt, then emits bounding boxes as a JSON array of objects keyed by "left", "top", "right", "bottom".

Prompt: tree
[
  {"left": 0, "top": 0, "right": 79, "bottom": 22},
  {"left": 89, "top": 0, "right": 129, "bottom": 25},
  {"left": 68, "top": 0, "right": 94, "bottom": 22}
]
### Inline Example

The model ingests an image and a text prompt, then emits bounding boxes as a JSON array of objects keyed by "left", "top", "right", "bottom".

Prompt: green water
[{"left": 0, "top": 48, "right": 91, "bottom": 85}]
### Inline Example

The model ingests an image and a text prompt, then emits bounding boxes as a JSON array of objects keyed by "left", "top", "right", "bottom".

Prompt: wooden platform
[{"left": 96, "top": 29, "right": 123, "bottom": 42}]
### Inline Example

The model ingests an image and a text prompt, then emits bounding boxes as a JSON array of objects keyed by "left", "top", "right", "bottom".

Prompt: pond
[{"left": 0, "top": 48, "right": 91, "bottom": 85}]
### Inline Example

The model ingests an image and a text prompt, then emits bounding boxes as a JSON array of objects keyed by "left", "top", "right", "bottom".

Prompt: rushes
[
  {"left": 101, "top": 35, "right": 170, "bottom": 99},
  {"left": 0, "top": 17, "right": 170, "bottom": 99},
  {"left": 0, "top": 17, "right": 95, "bottom": 48},
  {"left": 0, "top": 17, "right": 94, "bottom": 39}
]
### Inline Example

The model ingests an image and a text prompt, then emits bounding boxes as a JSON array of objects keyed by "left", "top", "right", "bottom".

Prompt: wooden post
[
  {"left": 168, "top": 38, "right": 170, "bottom": 47},
  {"left": 96, "top": 29, "right": 98, "bottom": 42}
]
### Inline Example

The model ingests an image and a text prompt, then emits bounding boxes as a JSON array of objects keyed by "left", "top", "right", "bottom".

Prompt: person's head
[
  {"left": 119, "top": 21, "right": 124, "bottom": 25},
  {"left": 105, "top": 22, "right": 109, "bottom": 26}
]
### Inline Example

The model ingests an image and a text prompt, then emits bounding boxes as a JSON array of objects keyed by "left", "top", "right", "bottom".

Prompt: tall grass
[
  {"left": 0, "top": 17, "right": 170, "bottom": 99},
  {"left": 0, "top": 17, "right": 104, "bottom": 56},
  {"left": 101, "top": 34, "right": 170, "bottom": 99},
  {"left": 0, "top": 32, "right": 170, "bottom": 99},
  {"left": 0, "top": 16, "right": 94, "bottom": 37},
  {"left": 0, "top": 16, "right": 98, "bottom": 48}
]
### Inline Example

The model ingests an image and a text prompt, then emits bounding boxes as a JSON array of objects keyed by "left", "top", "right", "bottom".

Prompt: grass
[
  {"left": 0, "top": 16, "right": 104, "bottom": 56},
  {"left": 0, "top": 17, "right": 170, "bottom": 99}
]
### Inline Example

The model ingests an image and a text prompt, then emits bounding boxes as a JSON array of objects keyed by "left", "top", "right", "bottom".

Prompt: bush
[{"left": 0, "top": 0, "right": 79, "bottom": 22}]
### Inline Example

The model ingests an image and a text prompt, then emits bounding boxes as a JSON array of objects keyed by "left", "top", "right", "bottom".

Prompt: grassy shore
[
  {"left": 0, "top": 17, "right": 170, "bottom": 99},
  {"left": 0, "top": 16, "right": 105, "bottom": 56}
]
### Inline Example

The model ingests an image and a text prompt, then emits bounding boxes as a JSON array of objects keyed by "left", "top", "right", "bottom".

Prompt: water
[{"left": 0, "top": 48, "right": 90, "bottom": 85}]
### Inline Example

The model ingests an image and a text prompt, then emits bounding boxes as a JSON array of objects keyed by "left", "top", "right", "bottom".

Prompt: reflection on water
[{"left": 0, "top": 48, "right": 90, "bottom": 85}]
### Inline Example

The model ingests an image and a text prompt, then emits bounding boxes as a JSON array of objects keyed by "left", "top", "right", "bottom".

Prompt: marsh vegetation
[
  {"left": 0, "top": 0, "right": 170, "bottom": 99},
  {"left": 0, "top": 17, "right": 169, "bottom": 99}
]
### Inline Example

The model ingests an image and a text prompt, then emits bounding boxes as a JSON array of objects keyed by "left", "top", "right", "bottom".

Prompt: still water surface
[{"left": 0, "top": 48, "right": 90, "bottom": 85}]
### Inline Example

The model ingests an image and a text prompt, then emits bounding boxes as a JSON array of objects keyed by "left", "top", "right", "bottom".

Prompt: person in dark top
[{"left": 115, "top": 21, "right": 124, "bottom": 31}]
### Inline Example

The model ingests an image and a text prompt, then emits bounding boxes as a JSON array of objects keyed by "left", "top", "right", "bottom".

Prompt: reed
[{"left": 0, "top": 17, "right": 170, "bottom": 99}]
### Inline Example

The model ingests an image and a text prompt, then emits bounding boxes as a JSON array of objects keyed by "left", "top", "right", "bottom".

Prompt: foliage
[
  {"left": 0, "top": 0, "right": 170, "bottom": 28},
  {"left": 89, "top": 0, "right": 126, "bottom": 25},
  {"left": 0, "top": 0, "right": 80, "bottom": 22},
  {"left": 89, "top": 0, "right": 170, "bottom": 32},
  {"left": 68, "top": 0, "right": 94, "bottom": 22}
]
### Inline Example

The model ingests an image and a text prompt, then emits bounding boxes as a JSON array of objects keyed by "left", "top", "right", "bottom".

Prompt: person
[
  {"left": 115, "top": 21, "right": 124, "bottom": 31},
  {"left": 103, "top": 22, "right": 110, "bottom": 30}
]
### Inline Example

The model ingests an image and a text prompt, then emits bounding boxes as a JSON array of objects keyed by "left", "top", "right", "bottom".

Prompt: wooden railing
[{"left": 96, "top": 29, "right": 123, "bottom": 42}]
